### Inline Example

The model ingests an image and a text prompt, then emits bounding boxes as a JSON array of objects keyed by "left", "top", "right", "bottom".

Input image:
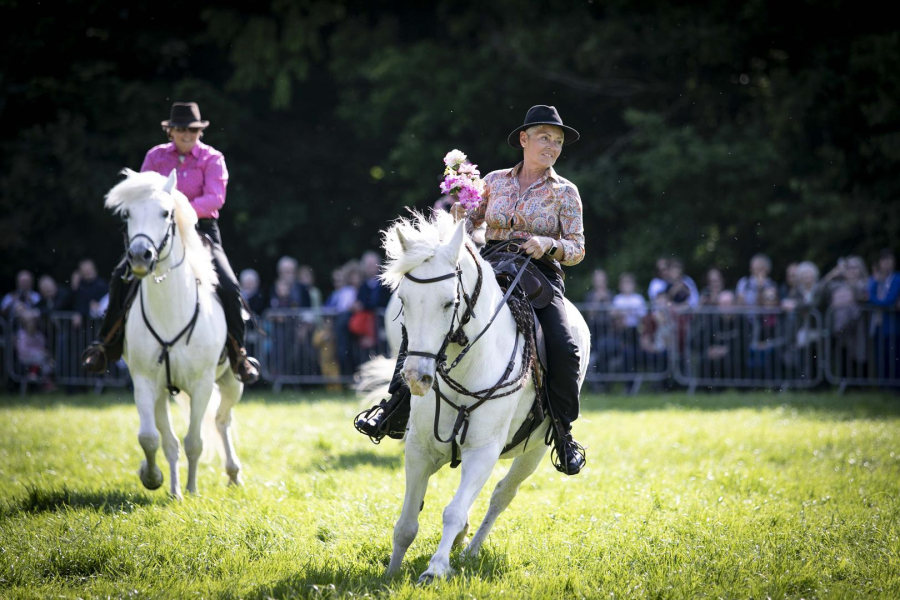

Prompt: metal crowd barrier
[
  {"left": 5, "top": 305, "right": 898, "bottom": 394},
  {"left": 579, "top": 303, "right": 671, "bottom": 394},
  {"left": 824, "top": 306, "right": 900, "bottom": 390},
  {"left": 2, "top": 312, "right": 130, "bottom": 395},
  {"left": 259, "top": 307, "right": 389, "bottom": 390},
  {"left": 671, "top": 306, "right": 824, "bottom": 392}
]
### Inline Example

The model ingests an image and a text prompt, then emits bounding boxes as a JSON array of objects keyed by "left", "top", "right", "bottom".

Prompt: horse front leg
[
  {"left": 464, "top": 440, "right": 548, "bottom": 558},
  {"left": 419, "top": 443, "right": 501, "bottom": 584},
  {"left": 155, "top": 393, "right": 183, "bottom": 500},
  {"left": 387, "top": 438, "right": 439, "bottom": 576},
  {"left": 134, "top": 376, "right": 164, "bottom": 491},
  {"left": 183, "top": 379, "right": 215, "bottom": 495}
]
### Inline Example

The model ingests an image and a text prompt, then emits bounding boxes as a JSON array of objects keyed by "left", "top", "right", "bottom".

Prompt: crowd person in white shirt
[{"left": 612, "top": 272, "right": 647, "bottom": 329}]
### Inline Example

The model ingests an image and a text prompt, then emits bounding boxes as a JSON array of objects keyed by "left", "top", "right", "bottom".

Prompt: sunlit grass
[{"left": 1, "top": 389, "right": 899, "bottom": 598}]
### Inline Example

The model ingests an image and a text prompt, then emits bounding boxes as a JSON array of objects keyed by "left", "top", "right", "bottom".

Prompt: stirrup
[
  {"left": 235, "top": 355, "right": 260, "bottom": 385},
  {"left": 354, "top": 401, "right": 406, "bottom": 444},
  {"left": 81, "top": 343, "right": 108, "bottom": 374},
  {"left": 550, "top": 436, "right": 586, "bottom": 476}
]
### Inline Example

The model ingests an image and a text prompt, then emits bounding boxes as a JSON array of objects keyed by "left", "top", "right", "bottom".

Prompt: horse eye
[
  {"left": 122, "top": 210, "right": 130, "bottom": 220},
  {"left": 443, "top": 301, "right": 453, "bottom": 310},
  {"left": 161, "top": 210, "right": 170, "bottom": 219}
]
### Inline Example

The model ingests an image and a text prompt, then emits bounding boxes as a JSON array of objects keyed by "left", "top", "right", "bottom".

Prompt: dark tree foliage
[{"left": 2, "top": 0, "right": 897, "bottom": 295}]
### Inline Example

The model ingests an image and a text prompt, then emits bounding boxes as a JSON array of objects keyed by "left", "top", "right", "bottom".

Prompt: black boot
[
  {"left": 227, "top": 335, "right": 260, "bottom": 385},
  {"left": 354, "top": 386, "right": 411, "bottom": 443},
  {"left": 547, "top": 417, "right": 586, "bottom": 476},
  {"left": 82, "top": 262, "right": 135, "bottom": 373}
]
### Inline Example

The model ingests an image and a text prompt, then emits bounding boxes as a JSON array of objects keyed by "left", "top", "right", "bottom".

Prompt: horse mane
[
  {"left": 381, "top": 210, "right": 471, "bottom": 290},
  {"left": 105, "top": 169, "right": 218, "bottom": 293}
]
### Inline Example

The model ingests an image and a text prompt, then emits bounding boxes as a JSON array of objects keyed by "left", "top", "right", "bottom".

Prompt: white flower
[{"left": 443, "top": 149, "right": 468, "bottom": 168}]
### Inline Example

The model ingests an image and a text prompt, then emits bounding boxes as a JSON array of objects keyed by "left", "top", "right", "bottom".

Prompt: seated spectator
[
  {"left": 15, "top": 311, "right": 53, "bottom": 385},
  {"left": 736, "top": 253, "right": 775, "bottom": 306},
  {"left": 689, "top": 290, "right": 743, "bottom": 380},
  {"left": 700, "top": 268, "right": 726, "bottom": 306},
  {"left": 35, "top": 275, "right": 69, "bottom": 317},
  {"left": 612, "top": 273, "right": 647, "bottom": 329},
  {"left": 240, "top": 268, "right": 268, "bottom": 315},
  {"left": 663, "top": 259, "right": 699, "bottom": 306},
  {"left": 779, "top": 262, "right": 798, "bottom": 300},
  {"left": 584, "top": 269, "right": 612, "bottom": 305},
  {"left": 648, "top": 257, "right": 670, "bottom": 300},
  {"left": 1, "top": 270, "right": 41, "bottom": 320}
]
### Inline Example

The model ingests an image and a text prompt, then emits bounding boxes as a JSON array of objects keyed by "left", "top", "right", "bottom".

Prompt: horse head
[
  {"left": 106, "top": 169, "right": 197, "bottom": 280},
  {"left": 383, "top": 212, "right": 470, "bottom": 396}
]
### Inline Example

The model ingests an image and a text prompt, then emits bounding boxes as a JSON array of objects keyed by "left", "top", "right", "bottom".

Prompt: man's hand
[{"left": 522, "top": 236, "right": 554, "bottom": 260}]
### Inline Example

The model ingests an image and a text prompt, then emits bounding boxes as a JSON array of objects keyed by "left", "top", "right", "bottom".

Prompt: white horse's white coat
[
  {"left": 377, "top": 211, "right": 590, "bottom": 581},
  {"left": 107, "top": 169, "right": 243, "bottom": 499}
]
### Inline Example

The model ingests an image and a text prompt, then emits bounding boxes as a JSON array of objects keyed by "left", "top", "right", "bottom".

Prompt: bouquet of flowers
[{"left": 439, "top": 149, "right": 485, "bottom": 211}]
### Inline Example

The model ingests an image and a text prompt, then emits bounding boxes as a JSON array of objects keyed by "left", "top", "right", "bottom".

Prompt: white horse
[
  {"left": 106, "top": 169, "right": 243, "bottom": 499},
  {"left": 376, "top": 211, "right": 590, "bottom": 581}
]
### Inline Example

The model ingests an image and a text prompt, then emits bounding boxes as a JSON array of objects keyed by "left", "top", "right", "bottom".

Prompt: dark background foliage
[{"left": 2, "top": 0, "right": 897, "bottom": 294}]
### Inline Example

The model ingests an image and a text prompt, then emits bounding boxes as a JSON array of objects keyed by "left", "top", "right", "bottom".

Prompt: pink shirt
[{"left": 140, "top": 141, "right": 228, "bottom": 219}]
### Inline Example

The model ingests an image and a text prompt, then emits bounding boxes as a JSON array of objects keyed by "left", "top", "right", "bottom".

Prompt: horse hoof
[
  {"left": 170, "top": 491, "right": 184, "bottom": 501},
  {"left": 418, "top": 573, "right": 435, "bottom": 585},
  {"left": 138, "top": 461, "right": 163, "bottom": 490}
]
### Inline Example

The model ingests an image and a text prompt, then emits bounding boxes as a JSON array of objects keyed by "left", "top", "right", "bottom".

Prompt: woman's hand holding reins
[{"left": 522, "top": 236, "right": 554, "bottom": 260}]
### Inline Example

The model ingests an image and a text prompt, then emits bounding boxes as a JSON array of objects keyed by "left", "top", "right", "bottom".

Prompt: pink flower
[{"left": 458, "top": 162, "right": 480, "bottom": 176}]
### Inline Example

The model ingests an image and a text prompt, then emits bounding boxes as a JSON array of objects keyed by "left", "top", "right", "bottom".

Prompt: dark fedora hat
[
  {"left": 507, "top": 105, "right": 580, "bottom": 148},
  {"left": 161, "top": 102, "right": 209, "bottom": 129}
]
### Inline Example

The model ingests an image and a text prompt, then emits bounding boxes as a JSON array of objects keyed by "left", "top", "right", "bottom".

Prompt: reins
[{"left": 402, "top": 242, "right": 539, "bottom": 467}]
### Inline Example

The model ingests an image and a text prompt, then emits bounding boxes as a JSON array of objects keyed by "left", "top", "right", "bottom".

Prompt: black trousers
[
  {"left": 97, "top": 219, "right": 245, "bottom": 353},
  {"left": 386, "top": 253, "right": 582, "bottom": 430}
]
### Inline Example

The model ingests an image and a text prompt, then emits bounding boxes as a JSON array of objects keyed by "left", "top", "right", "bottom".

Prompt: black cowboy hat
[
  {"left": 161, "top": 102, "right": 209, "bottom": 129},
  {"left": 507, "top": 105, "right": 580, "bottom": 148}
]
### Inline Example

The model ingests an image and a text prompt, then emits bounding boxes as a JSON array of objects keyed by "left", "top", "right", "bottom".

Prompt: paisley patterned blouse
[{"left": 467, "top": 162, "right": 585, "bottom": 266}]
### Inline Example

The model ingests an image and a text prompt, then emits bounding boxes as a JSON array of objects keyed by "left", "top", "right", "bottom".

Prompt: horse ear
[
  {"left": 396, "top": 229, "right": 412, "bottom": 252},
  {"left": 162, "top": 169, "right": 177, "bottom": 194},
  {"left": 444, "top": 219, "right": 466, "bottom": 262}
]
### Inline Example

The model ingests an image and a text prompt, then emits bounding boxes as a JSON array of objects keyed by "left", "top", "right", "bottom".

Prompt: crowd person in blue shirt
[
  {"left": 868, "top": 249, "right": 900, "bottom": 380},
  {"left": 736, "top": 253, "right": 775, "bottom": 306}
]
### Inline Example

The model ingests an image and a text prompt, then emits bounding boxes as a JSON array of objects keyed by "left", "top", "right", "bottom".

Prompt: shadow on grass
[
  {"left": 3, "top": 484, "right": 156, "bottom": 517},
  {"left": 243, "top": 562, "right": 390, "bottom": 599},
  {"left": 300, "top": 450, "right": 403, "bottom": 474},
  {"left": 583, "top": 390, "right": 900, "bottom": 419},
  {"left": 242, "top": 545, "right": 511, "bottom": 599}
]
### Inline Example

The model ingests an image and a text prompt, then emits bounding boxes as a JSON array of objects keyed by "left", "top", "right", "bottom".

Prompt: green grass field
[{"left": 1, "top": 389, "right": 899, "bottom": 599}]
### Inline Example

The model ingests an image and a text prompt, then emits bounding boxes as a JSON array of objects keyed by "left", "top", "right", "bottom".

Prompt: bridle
[
  {"left": 402, "top": 242, "right": 538, "bottom": 467},
  {"left": 124, "top": 209, "right": 185, "bottom": 284}
]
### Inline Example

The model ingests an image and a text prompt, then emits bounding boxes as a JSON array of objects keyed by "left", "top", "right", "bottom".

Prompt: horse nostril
[
  {"left": 127, "top": 249, "right": 135, "bottom": 259},
  {"left": 420, "top": 374, "right": 433, "bottom": 388},
  {"left": 142, "top": 249, "right": 153, "bottom": 261}
]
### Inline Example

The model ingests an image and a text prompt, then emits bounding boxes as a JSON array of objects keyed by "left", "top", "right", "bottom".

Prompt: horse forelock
[
  {"left": 380, "top": 210, "right": 463, "bottom": 290},
  {"left": 105, "top": 169, "right": 217, "bottom": 293}
]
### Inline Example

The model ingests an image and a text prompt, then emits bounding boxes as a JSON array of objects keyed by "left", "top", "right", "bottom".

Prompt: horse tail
[
  {"left": 354, "top": 355, "right": 395, "bottom": 406},
  {"left": 173, "top": 388, "right": 225, "bottom": 465}
]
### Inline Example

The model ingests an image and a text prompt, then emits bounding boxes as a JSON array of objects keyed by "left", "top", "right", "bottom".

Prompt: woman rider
[
  {"left": 82, "top": 102, "right": 260, "bottom": 383},
  {"left": 356, "top": 105, "right": 587, "bottom": 475}
]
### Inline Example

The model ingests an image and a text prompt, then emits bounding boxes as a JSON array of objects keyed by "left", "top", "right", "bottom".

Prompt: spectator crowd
[{"left": 3, "top": 246, "right": 898, "bottom": 391}]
